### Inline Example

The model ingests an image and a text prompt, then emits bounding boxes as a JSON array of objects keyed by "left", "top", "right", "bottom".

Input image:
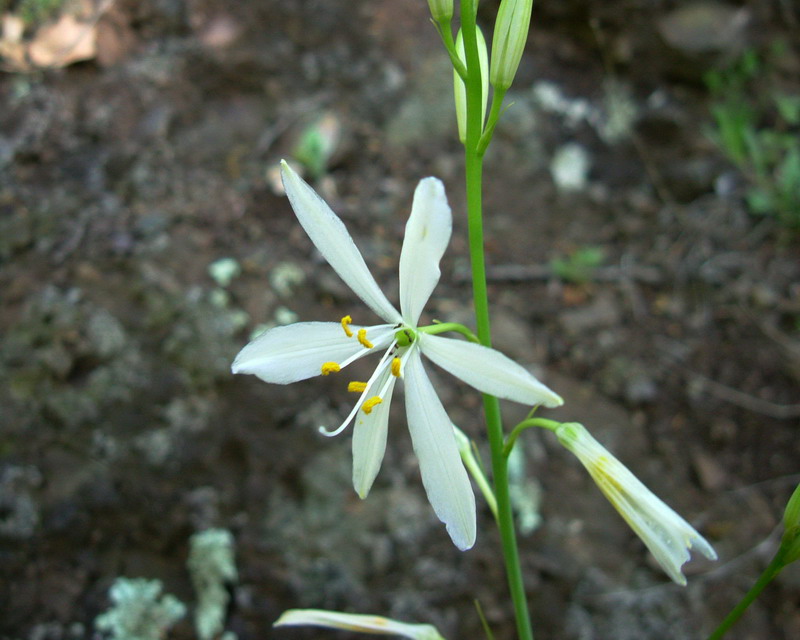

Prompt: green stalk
[
  {"left": 706, "top": 550, "right": 786, "bottom": 640},
  {"left": 460, "top": 2, "right": 534, "bottom": 638},
  {"left": 504, "top": 418, "right": 562, "bottom": 458}
]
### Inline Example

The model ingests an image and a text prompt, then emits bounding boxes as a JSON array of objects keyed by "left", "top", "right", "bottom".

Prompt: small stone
[
  {"left": 269, "top": 261, "right": 305, "bottom": 297},
  {"left": 273, "top": 306, "right": 298, "bottom": 325},
  {"left": 560, "top": 291, "right": 620, "bottom": 335},
  {"left": 135, "top": 211, "right": 170, "bottom": 237},
  {"left": 208, "top": 258, "right": 241, "bottom": 288},
  {"left": 551, "top": 143, "right": 591, "bottom": 193},
  {"left": 625, "top": 372, "right": 658, "bottom": 405},
  {"left": 208, "top": 288, "right": 230, "bottom": 308},
  {"left": 658, "top": 2, "right": 750, "bottom": 55},
  {"left": 87, "top": 310, "right": 127, "bottom": 358},
  {"left": 691, "top": 449, "right": 728, "bottom": 491}
]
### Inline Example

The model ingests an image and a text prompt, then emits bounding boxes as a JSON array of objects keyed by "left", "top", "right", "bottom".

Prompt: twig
[
  {"left": 454, "top": 263, "right": 663, "bottom": 285},
  {"left": 657, "top": 338, "right": 800, "bottom": 419},
  {"left": 687, "top": 371, "right": 800, "bottom": 419}
]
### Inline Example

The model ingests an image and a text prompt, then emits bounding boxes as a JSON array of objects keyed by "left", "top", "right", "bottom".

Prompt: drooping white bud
[
  {"left": 453, "top": 27, "right": 489, "bottom": 144},
  {"left": 556, "top": 422, "right": 717, "bottom": 585}
]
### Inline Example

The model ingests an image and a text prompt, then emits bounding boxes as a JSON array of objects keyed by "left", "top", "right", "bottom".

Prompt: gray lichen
[
  {"left": 188, "top": 528, "right": 238, "bottom": 640},
  {"left": 0, "top": 465, "right": 42, "bottom": 539},
  {"left": 94, "top": 577, "right": 186, "bottom": 640}
]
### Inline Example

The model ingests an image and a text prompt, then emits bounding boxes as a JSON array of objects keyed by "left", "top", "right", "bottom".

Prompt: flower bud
[
  {"left": 782, "top": 483, "right": 800, "bottom": 565},
  {"left": 556, "top": 422, "right": 717, "bottom": 585},
  {"left": 453, "top": 26, "right": 489, "bottom": 144},
  {"left": 427, "top": 0, "right": 453, "bottom": 23},
  {"left": 489, "top": 0, "right": 533, "bottom": 91},
  {"left": 783, "top": 483, "right": 800, "bottom": 532}
]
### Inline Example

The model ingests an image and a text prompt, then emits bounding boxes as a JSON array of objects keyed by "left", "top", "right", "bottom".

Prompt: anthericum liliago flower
[
  {"left": 232, "top": 161, "right": 563, "bottom": 550},
  {"left": 555, "top": 422, "right": 717, "bottom": 584}
]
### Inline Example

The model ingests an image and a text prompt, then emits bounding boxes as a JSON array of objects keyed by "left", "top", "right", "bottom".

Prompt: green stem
[
  {"left": 706, "top": 550, "right": 786, "bottom": 640},
  {"left": 435, "top": 20, "right": 468, "bottom": 80},
  {"left": 477, "top": 88, "right": 507, "bottom": 157},
  {"left": 419, "top": 321, "right": 480, "bottom": 343},
  {"left": 460, "top": 3, "right": 534, "bottom": 639},
  {"left": 504, "top": 418, "right": 562, "bottom": 458}
]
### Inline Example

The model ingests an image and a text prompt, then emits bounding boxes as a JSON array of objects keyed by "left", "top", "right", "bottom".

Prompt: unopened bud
[
  {"left": 427, "top": 0, "right": 453, "bottom": 23},
  {"left": 783, "top": 483, "right": 800, "bottom": 532},
  {"left": 489, "top": 0, "right": 533, "bottom": 91},
  {"left": 453, "top": 27, "right": 489, "bottom": 144},
  {"left": 782, "top": 483, "right": 800, "bottom": 565}
]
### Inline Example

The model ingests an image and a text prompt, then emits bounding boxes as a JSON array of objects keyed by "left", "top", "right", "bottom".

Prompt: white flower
[
  {"left": 555, "top": 422, "right": 717, "bottom": 585},
  {"left": 232, "top": 161, "right": 563, "bottom": 550},
  {"left": 274, "top": 609, "right": 445, "bottom": 639}
]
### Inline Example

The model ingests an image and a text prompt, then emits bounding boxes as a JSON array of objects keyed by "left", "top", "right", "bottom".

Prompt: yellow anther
[
  {"left": 348, "top": 381, "right": 368, "bottom": 393},
  {"left": 321, "top": 362, "right": 341, "bottom": 375},
  {"left": 391, "top": 357, "right": 402, "bottom": 377},
  {"left": 362, "top": 396, "right": 383, "bottom": 414},
  {"left": 357, "top": 328, "right": 374, "bottom": 349},
  {"left": 341, "top": 315, "right": 354, "bottom": 337}
]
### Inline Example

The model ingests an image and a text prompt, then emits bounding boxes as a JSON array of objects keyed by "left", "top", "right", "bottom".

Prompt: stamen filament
[
  {"left": 321, "top": 362, "right": 340, "bottom": 375},
  {"left": 319, "top": 343, "right": 397, "bottom": 437},
  {"left": 341, "top": 315, "right": 354, "bottom": 337}
]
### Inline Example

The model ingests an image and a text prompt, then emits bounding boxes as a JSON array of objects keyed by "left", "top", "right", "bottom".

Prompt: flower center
[{"left": 395, "top": 327, "right": 415, "bottom": 347}]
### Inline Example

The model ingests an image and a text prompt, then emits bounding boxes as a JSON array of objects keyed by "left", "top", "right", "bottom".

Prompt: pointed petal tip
[
  {"left": 230, "top": 354, "right": 247, "bottom": 376},
  {"left": 544, "top": 392, "right": 565, "bottom": 408},
  {"left": 451, "top": 529, "right": 476, "bottom": 551},
  {"left": 279, "top": 159, "right": 294, "bottom": 184},
  {"left": 418, "top": 175, "right": 446, "bottom": 193},
  {"left": 693, "top": 534, "right": 718, "bottom": 561}
]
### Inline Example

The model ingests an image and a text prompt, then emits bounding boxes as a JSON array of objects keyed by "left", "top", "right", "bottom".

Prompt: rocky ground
[{"left": 1, "top": 1, "right": 798, "bottom": 639}]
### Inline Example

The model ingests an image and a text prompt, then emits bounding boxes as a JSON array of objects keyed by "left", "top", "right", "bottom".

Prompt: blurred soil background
[{"left": 1, "top": 0, "right": 799, "bottom": 638}]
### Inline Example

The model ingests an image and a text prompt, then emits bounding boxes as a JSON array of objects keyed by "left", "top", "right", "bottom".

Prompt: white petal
[
  {"left": 418, "top": 333, "right": 563, "bottom": 408},
  {"left": 232, "top": 322, "right": 393, "bottom": 384},
  {"left": 280, "top": 161, "right": 402, "bottom": 324},
  {"left": 398, "top": 177, "right": 452, "bottom": 326},
  {"left": 274, "top": 609, "right": 445, "bottom": 639},
  {"left": 404, "top": 349, "right": 476, "bottom": 550},
  {"left": 352, "top": 368, "right": 396, "bottom": 498}
]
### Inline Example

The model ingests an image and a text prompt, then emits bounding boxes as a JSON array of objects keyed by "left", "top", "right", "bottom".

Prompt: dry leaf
[
  {"left": 0, "top": 13, "right": 27, "bottom": 67},
  {"left": 1, "top": 2, "right": 115, "bottom": 71},
  {"left": 28, "top": 14, "right": 96, "bottom": 67}
]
